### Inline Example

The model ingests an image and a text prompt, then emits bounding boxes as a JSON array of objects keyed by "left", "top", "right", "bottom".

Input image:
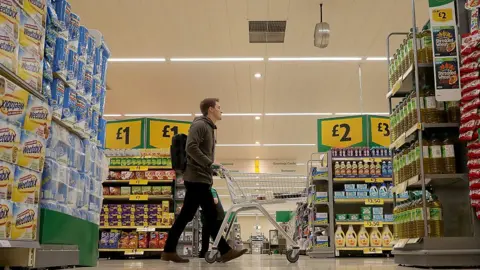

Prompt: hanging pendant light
[{"left": 314, "top": 3, "right": 330, "bottom": 48}]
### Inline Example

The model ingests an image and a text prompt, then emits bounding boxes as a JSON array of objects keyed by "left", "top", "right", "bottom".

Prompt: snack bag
[
  {"left": 0, "top": 199, "right": 12, "bottom": 239},
  {"left": 0, "top": 161, "right": 14, "bottom": 200},
  {"left": 0, "top": 76, "right": 30, "bottom": 127},
  {"left": 12, "top": 166, "right": 40, "bottom": 204},
  {"left": 23, "top": 96, "right": 52, "bottom": 139},
  {"left": 158, "top": 232, "right": 167, "bottom": 249},
  {"left": 17, "top": 130, "right": 46, "bottom": 172},
  {"left": 138, "top": 231, "right": 148, "bottom": 248},
  {"left": 0, "top": 119, "right": 21, "bottom": 164},
  {"left": 11, "top": 202, "right": 37, "bottom": 240},
  {"left": 149, "top": 231, "right": 159, "bottom": 248},
  {"left": 128, "top": 232, "right": 138, "bottom": 249}
]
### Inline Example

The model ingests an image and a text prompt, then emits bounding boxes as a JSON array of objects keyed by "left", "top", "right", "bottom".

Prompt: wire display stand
[{"left": 205, "top": 169, "right": 308, "bottom": 263}]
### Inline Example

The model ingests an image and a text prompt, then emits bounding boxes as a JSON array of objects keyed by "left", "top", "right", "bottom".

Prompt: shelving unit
[{"left": 386, "top": 2, "right": 480, "bottom": 266}]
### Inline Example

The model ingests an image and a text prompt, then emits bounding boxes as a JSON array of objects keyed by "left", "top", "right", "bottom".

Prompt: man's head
[{"left": 200, "top": 98, "right": 222, "bottom": 122}]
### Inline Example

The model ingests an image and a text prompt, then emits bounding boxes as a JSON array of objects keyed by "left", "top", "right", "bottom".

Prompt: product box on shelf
[
  {"left": 0, "top": 161, "right": 14, "bottom": 200},
  {"left": 334, "top": 191, "right": 345, "bottom": 198},
  {"left": 0, "top": 199, "right": 12, "bottom": 239},
  {"left": 335, "top": 214, "right": 347, "bottom": 221},
  {"left": 12, "top": 165, "right": 40, "bottom": 204},
  {"left": 344, "top": 184, "right": 356, "bottom": 192},
  {"left": 315, "top": 212, "right": 328, "bottom": 223},
  {"left": 357, "top": 191, "right": 368, "bottom": 198},
  {"left": 362, "top": 214, "right": 372, "bottom": 221},
  {"left": 373, "top": 214, "right": 383, "bottom": 221},
  {"left": 348, "top": 214, "right": 361, "bottom": 221},
  {"left": 19, "top": 9, "right": 45, "bottom": 59},
  {"left": 22, "top": 0, "right": 48, "bottom": 28},
  {"left": 17, "top": 129, "right": 46, "bottom": 172},
  {"left": 0, "top": 119, "right": 21, "bottom": 164},
  {"left": 0, "top": 0, "right": 20, "bottom": 73},
  {"left": 23, "top": 96, "right": 51, "bottom": 139},
  {"left": 315, "top": 236, "right": 329, "bottom": 247},
  {"left": 53, "top": 37, "right": 66, "bottom": 79},
  {"left": 315, "top": 191, "right": 328, "bottom": 201},
  {"left": 0, "top": 76, "right": 30, "bottom": 126},
  {"left": 356, "top": 184, "right": 368, "bottom": 191},
  {"left": 361, "top": 207, "right": 372, "bottom": 216},
  {"left": 346, "top": 191, "right": 356, "bottom": 198},
  {"left": 17, "top": 45, "right": 43, "bottom": 92},
  {"left": 11, "top": 202, "right": 37, "bottom": 240},
  {"left": 384, "top": 214, "right": 394, "bottom": 222}
]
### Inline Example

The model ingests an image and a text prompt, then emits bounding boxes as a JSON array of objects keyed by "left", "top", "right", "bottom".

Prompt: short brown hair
[{"left": 200, "top": 98, "right": 219, "bottom": 116}]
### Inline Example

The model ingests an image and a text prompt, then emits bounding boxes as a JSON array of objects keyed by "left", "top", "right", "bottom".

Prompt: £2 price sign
[
  {"left": 317, "top": 116, "right": 366, "bottom": 152},
  {"left": 369, "top": 116, "right": 391, "bottom": 148},
  {"left": 147, "top": 119, "right": 191, "bottom": 149},
  {"left": 105, "top": 119, "right": 145, "bottom": 149}
]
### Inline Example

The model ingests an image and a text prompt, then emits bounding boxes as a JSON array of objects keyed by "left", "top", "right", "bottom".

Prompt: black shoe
[{"left": 199, "top": 251, "right": 206, "bottom": 258}]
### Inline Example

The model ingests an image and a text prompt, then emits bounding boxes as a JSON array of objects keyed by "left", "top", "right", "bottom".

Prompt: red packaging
[
  {"left": 461, "top": 62, "right": 480, "bottom": 74},
  {"left": 471, "top": 179, "right": 480, "bottom": 190},
  {"left": 468, "top": 159, "right": 480, "bottom": 169},
  {"left": 472, "top": 199, "right": 480, "bottom": 208},
  {"left": 471, "top": 189, "right": 480, "bottom": 199},
  {"left": 108, "top": 171, "right": 121, "bottom": 180},
  {"left": 460, "top": 109, "right": 479, "bottom": 123},
  {"left": 468, "top": 139, "right": 480, "bottom": 149},
  {"left": 118, "top": 232, "right": 130, "bottom": 249},
  {"left": 460, "top": 130, "right": 478, "bottom": 141},
  {"left": 149, "top": 232, "right": 160, "bottom": 248},
  {"left": 461, "top": 71, "right": 480, "bottom": 84},
  {"left": 128, "top": 232, "right": 138, "bottom": 249},
  {"left": 145, "top": 171, "right": 156, "bottom": 180},
  {"left": 109, "top": 187, "right": 121, "bottom": 195},
  {"left": 462, "top": 80, "right": 480, "bottom": 95},
  {"left": 158, "top": 232, "right": 168, "bottom": 249},
  {"left": 460, "top": 98, "right": 480, "bottom": 113},
  {"left": 135, "top": 171, "right": 145, "bottom": 179},
  {"left": 121, "top": 171, "right": 135, "bottom": 180},
  {"left": 462, "top": 50, "right": 480, "bottom": 65},
  {"left": 103, "top": 187, "right": 110, "bottom": 195},
  {"left": 138, "top": 232, "right": 148, "bottom": 248},
  {"left": 460, "top": 119, "right": 478, "bottom": 133},
  {"left": 467, "top": 0, "right": 480, "bottom": 10},
  {"left": 462, "top": 89, "right": 480, "bottom": 102}
]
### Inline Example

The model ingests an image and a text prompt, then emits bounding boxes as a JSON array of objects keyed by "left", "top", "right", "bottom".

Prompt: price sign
[
  {"left": 365, "top": 178, "right": 384, "bottom": 183},
  {"left": 129, "top": 179, "right": 148, "bottom": 185},
  {"left": 124, "top": 249, "right": 144, "bottom": 255},
  {"left": 147, "top": 119, "right": 191, "bottom": 149},
  {"left": 129, "top": 166, "right": 149, "bottom": 171},
  {"left": 394, "top": 239, "right": 409, "bottom": 248},
  {"left": 106, "top": 119, "right": 145, "bottom": 149},
  {"left": 432, "top": 8, "right": 453, "bottom": 23},
  {"left": 364, "top": 221, "right": 383, "bottom": 228},
  {"left": 129, "top": 195, "right": 148, "bottom": 201},
  {"left": 369, "top": 116, "right": 391, "bottom": 148},
  {"left": 363, "top": 247, "right": 382, "bottom": 254},
  {"left": 137, "top": 226, "right": 155, "bottom": 232},
  {"left": 0, "top": 240, "right": 11, "bottom": 247},
  {"left": 317, "top": 116, "right": 366, "bottom": 152},
  {"left": 365, "top": 198, "right": 384, "bottom": 205}
]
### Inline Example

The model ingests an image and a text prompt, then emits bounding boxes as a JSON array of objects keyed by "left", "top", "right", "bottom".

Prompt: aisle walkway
[{"left": 85, "top": 255, "right": 474, "bottom": 269}]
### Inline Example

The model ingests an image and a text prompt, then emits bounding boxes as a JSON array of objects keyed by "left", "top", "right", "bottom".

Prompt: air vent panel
[{"left": 249, "top": 20, "right": 286, "bottom": 43}]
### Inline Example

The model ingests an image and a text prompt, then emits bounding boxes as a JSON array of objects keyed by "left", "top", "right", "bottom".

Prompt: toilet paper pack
[
  {"left": 49, "top": 78, "right": 64, "bottom": 119},
  {"left": 0, "top": 75, "right": 30, "bottom": 126},
  {"left": 0, "top": 119, "right": 20, "bottom": 164},
  {"left": 12, "top": 165, "right": 40, "bottom": 204},
  {"left": 0, "top": 199, "right": 12, "bottom": 239},
  {"left": 53, "top": 37, "right": 66, "bottom": 79},
  {"left": 0, "top": 160, "right": 14, "bottom": 200},
  {"left": 61, "top": 86, "right": 76, "bottom": 126}
]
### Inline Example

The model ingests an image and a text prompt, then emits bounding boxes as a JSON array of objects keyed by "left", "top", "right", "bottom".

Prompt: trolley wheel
[
  {"left": 286, "top": 249, "right": 300, "bottom": 263},
  {"left": 216, "top": 252, "right": 222, "bottom": 262},
  {"left": 205, "top": 251, "right": 218, "bottom": 264}
]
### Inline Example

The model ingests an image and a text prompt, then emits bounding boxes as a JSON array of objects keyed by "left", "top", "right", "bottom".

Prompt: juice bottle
[
  {"left": 340, "top": 161, "right": 346, "bottom": 176},
  {"left": 370, "top": 162, "right": 376, "bottom": 177},
  {"left": 335, "top": 225, "right": 346, "bottom": 247},
  {"left": 375, "top": 162, "right": 382, "bottom": 176},
  {"left": 429, "top": 134, "right": 444, "bottom": 174},
  {"left": 352, "top": 161, "right": 358, "bottom": 176},
  {"left": 446, "top": 101, "right": 460, "bottom": 123},
  {"left": 334, "top": 161, "right": 340, "bottom": 177},
  {"left": 428, "top": 195, "right": 444, "bottom": 237},
  {"left": 346, "top": 161, "right": 352, "bottom": 175},
  {"left": 370, "top": 227, "right": 382, "bottom": 247},
  {"left": 345, "top": 225, "right": 357, "bottom": 247},
  {"left": 358, "top": 226, "right": 370, "bottom": 247},
  {"left": 442, "top": 135, "right": 456, "bottom": 174},
  {"left": 382, "top": 225, "right": 393, "bottom": 247},
  {"left": 358, "top": 161, "right": 364, "bottom": 176}
]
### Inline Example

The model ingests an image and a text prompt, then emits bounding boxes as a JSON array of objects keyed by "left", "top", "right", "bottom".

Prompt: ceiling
[{"left": 70, "top": 0, "right": 430, "bottom": 163}]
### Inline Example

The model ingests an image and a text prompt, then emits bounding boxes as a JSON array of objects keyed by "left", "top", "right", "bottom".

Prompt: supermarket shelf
[
  {"left": 53, "top": 117, "right": 89, "bottom": 139},
  {"left": 389, "top": 123, "right": 460, "bottom": 150},
  {"left": 335, "top": 221, "right": 394, "bottom": 226},
  {"left": 333, "top": 177, "right": 392, "bottom": 183},
  {"left": 0, "top": 64, "right": 46, "bottom": 102},
  {"left": 100, "top": 226, "right": 171, "bottom": 231},
  {"left": 307, "top": 246, "right": 335, "bottom": 258},
  {"left": 336, "top": 247, "right": 393, "bottom": 253},
  {"left": 314, "top": 201, "right": 329, "bottom": 206},
  {"left": 331, "top": 157, "right": 390, "bottom": 162},
  {"left": 386, "top": 63, "right": 433, "bottom": 98},
  {"left": 334, "top": 198, "right": 406, "bottom": 204},
  {"left": 392, "top": 173, "right": 468, "bottom": 194},
  {"left": 0, "top": 240, "right": 41, "bottom": 248},
  {"left": 109, "top": 166, "right": 172, "bottom": 171},
  {"left": 98, "top": 248, "right": 164, "bottom": 252},
  {"left": 103, "top": 195, "right": 173, "bottom": 201},
  {"left": 103, "top": 179, "right": 174, "bottom": 185}
]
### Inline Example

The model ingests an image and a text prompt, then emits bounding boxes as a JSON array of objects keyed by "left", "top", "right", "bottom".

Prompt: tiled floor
[{"left": 84, "top": 255, "right": 476, "bottom": 270}]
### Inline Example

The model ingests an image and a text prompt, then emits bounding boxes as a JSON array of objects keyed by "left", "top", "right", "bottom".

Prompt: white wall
[{"left": 236, "top": 216, "right": 277, "bottom": 241}]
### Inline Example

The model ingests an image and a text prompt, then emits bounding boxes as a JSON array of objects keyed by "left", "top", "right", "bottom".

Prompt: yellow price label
[
  {"left": 106, "top": 119, "right": 145, "bottom": 149},
  {"left": 129, "top": 179, "right": 148, "bottom": 185},
  {"left": 432, "top": 8, "right": 453, "bottom": 23},
  {"left": 364, "top": 221, "right": 383, "bottom": 228},
  {"left": 365, "top": 178, "right": 384, "bottom": 183},
  {"left": 124, "top": 249, "right": 144, "bottom": 255},
  {"left": 370, "top": 116, "right": 391, "bottom": 148},
  {"left": 129, "top": 166, "right": 149, "bottom": 171},
  {"left": 137, "top": 226, "right": 155, "bottom": 232},
  {"left": 365, "top": 198, "right": 384, "bottom": 205},
  {"left": 147, "top": 119, "right": 191, "bottom": 149},
  {"left": 318, "top": 116, "right": 364, "bottom": 152},
  {"left": 129, "top": 195, "right": 149, "bottom": 201},
  {"left": 363, "top": 247, "right": 382, "bottom": 254}
]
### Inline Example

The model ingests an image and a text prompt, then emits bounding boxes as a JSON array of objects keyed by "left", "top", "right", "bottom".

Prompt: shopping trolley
[{"left": 205, "top": 167, "right": 308, "bottom": 263}]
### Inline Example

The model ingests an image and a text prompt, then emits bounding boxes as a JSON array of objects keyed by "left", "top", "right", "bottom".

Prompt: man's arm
[
  {"left": 211, "top": 188, "right": 219, "bottom": 204},
  {"left": 186, "top": 122, "right": 213, "bottom": 167}
]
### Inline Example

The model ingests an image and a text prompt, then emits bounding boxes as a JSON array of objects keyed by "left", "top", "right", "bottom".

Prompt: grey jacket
[{"left": 183, "top": 116, "right": 216, "bottom": 185}]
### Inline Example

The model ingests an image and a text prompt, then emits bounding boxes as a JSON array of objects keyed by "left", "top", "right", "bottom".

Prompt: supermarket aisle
[{"left": 85, "top": 256, "right": 469, "bottom": 270}]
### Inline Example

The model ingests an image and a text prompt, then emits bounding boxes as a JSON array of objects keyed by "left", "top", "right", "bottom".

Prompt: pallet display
[
  {"left": 331, "top": 147, "right": 398, "bottom": 257},
  {"left": 386, "top": 1, "right": 480, "bottom": 267},
  {"left": 0, "top": 0, "right": 111, "bottom": 267},
  {"left": 306, "top": 154, "right": 335, "bottom": 258}
]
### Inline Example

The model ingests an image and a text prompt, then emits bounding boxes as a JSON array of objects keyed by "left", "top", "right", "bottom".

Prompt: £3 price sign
[
  {"left": 317, "top": 116, "right": 366, "bottom": 152},
  {"left": 369, "top": 116, "right": 391, "bottom": 148},
  {"left": 105, "top": 119, "right": 145, "bottom": 149},
  {"left": 147, "top": 119, "right": 191, "bottom": 149}
]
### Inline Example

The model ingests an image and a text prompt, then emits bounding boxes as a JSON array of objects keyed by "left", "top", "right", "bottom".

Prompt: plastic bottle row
[
  {"left": 331, "top": 147, "right": 391, "bottom": 158},
  {"left": 335, "top": 225, "right": 393, "bottom": 248},
  {"left": 334, "top": 161, "right": 392, "bottom": 178}
]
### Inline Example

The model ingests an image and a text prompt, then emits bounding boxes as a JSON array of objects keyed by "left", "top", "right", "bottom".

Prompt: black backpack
[{"left": 170, "top": 134, "right": 188, "bottom": 172}]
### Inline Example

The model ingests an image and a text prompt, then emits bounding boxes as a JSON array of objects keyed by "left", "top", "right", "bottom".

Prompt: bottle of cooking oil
[
  {"left": 422, "top": 26, "right": 433, "bottom": 64},
  {"left": 430, "top": 134, "right": 444, "bottom": 174},
  {"left": 404, "top": 146, "right": 412, "bottom": 180},
  {"left": 442, "top": 135, "right": 456, "bottom": 174},
  {"left": 406, "top": 93, "right": 413, "bottom": 129},
  {"left": 390, "top": 109, "right": 396, "bottom": 141},
  {"left": 409, "top": 143, "right": 416, "bottom": 178},
  {"left": 404, "top": 198, "right": 413, "bottom": 238},
  {"left": 413, "top": 140, "right": 420, "bottom": 177},
  {"left": 409, "top": 91, "right": 418, "bottom": 126},
  {"left": 422, "top": 137, "right": 432, "bottom": 174},
  {"left": 391, "top": 53, "right": 398, "bottom": 85},
  {"left": 397, "top": 150, "right": 404, "bottom": 183},
  {"left": 436, "top": 100, "right": 446, "bottom": 123},
  {"left": 428, "top": 195, "right": 444, "bottom": 237},
  {"left": 419, "top": 86, "right": 428, "bottom": 123},
  {"left": 393, "top": 155, "right": 399, "bottom": 186},
  {"left": 414, "top": 195, "right": 425, "bottom": 238},
  {"left": 399, "top": 201, "right": 406, "bottom": 239},
  {"left": 446, "top": 101, "right": 460, "bottom": 123},
  {"left": 393, "top": 203, "right": 400, "bottom": 239},
  {"left": 425, "top": 87, "right": 438, "bottom": 123},
  {"left": 396, "top": 48, "right": 402, "bottom": 80}
]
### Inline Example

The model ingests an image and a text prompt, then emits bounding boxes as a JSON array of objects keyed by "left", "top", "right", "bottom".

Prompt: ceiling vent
[{"left": 249, "top": 20, "right": 286, "bottom": 43}]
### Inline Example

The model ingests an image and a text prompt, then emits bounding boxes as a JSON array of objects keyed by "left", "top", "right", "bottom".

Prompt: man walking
[
  {"left": 162, "top": 98, "right": 247, "bottom": 263},
  {"left": 199, "top": 187, "right": 225, "bottom": 258}
]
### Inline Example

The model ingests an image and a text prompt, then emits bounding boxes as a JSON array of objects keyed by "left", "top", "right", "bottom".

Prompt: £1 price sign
[
  {"left": 105, "top": 119, "right": 145, "bottom": 149},
  {"left": 369, "top": 116, "right": 391, "bottom": 148},
  {"left": 317, "top": 116, "right": 366, "bottom": 152},
  {"left": 147, "top": 119, "right": 191, "bottom": 149}
]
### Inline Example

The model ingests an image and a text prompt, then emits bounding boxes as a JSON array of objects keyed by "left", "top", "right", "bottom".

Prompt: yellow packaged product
[
  {"left": 0, "top": 0, "right": 19, "bottom": 73},
  {"left": 0, "top": 119, "right": 20, "bottom": 164},
  {"left": 23, "top": 96, "right": 51, "bottom": 139},
  {"left": 19, "top": 9, "right": 44, "bottom": 59},
  {"left": 0, "top": 199, "right": 12, "bottom": 239},
  {"left": 12, "top": 166, "right": 39, "bottom": 204},
  {"left": 17, "top": 130, "right": 45, "bottom": 172},
  {"left": 0, "top": 160, "right": 14, "bottom": 199},
  {"left": 0, "top": 75, "right": 30, "bottom": 126},
  {"left": 11, "top": 202, "right": 37, "bottom": 240},
  {"left": 17, "top": 44, "right": 42, "bottom": 92},
  {"left": 21, "top": 0, "right": 46, "bottom": 28}
]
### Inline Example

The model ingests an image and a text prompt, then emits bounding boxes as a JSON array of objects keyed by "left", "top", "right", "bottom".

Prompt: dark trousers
[
  {"left": 201, "top": 219, "right": 223, "bottom": 253},
  {"left": 164, "top": 181, "right": 231, "bottom": 255}
]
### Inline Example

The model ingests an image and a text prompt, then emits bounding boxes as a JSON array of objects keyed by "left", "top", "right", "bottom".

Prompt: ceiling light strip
[
  {"left": 216, "top": 144, "right": 261, "bottom": 147},
  {"left": 268, "top": 57, "right": 362, "bottom": 61},
  {"left": 170, "top": 57, "right": 264, "bottom": 62},
  {"left": 108, "top": 58, "right": 166, "bottom": 62},
  {"left": 263, "top": 144, "right": 316, "bottom": 146},
  {"left": 123, "top": 114, "right": 193, "bottom": 117},
  {"left": 334, "top": 112, "right": 390, "bottom": 116},
  {"left": 264, "top": 113, "right": 332, "bottom": 116},
  {"left": 103, "top": 114, "right": 123, "bottom": 117},
  {"left": 365, "top": 57, "right": 388, "bottom": 61}
]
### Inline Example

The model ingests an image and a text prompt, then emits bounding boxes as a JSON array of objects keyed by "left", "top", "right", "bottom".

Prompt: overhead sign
[
  {"left": 105, "top": 119, "right": 145, "bottom": 149},
  {"left": 317, "top": 116, "right": 366, "bottom": 152},
  {"left": 147, "top": 119, "right": 191, "bottom": 149},
  {"left": 369, "top": 116, "right": 390, "bottom": 148}
]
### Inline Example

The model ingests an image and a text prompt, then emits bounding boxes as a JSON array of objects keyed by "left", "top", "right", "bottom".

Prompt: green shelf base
[{"left": 39, "top": 209, "right": 99, "bottom": 267}]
